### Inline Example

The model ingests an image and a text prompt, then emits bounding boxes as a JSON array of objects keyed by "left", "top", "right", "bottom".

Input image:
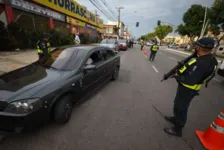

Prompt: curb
[{"left": 164, "top": 48, "right": 222, "bottom": 63}]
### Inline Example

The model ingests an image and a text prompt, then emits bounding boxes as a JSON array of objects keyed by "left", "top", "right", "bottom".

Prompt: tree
[
  {"left": 146, "top": 32, "right": 156, "bottom": 40},
  {"left": 177, "top": 4, "right": 208, "bottom": 42},
  {"left": 209, "top": 0, "right": 224, "bottom": 51},
  {"left": 154, "top": 25, "right": 173, "bottom": 40}
]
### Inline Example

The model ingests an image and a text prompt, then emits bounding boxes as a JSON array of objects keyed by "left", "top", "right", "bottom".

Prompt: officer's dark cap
[
  {"left": 43, "top": 33, "right": 52, "bottom": 39},
  {"left": 194, "top": 37, "right": 215, "bottom": 50}
]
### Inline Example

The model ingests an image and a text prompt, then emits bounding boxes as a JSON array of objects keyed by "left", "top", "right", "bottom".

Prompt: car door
[
  {"left": 100, "top": 49, "right": 116, "bottom": 79},
  {"left": 81, "top": 50, "right": 105, "bottom": 91}
]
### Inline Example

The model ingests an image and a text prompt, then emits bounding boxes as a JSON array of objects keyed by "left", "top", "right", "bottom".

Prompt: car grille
[{"left": 0, "top": 101, "right": 7, "bottom": 111}]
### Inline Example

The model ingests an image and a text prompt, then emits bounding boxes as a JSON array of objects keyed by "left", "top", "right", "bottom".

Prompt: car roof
[{"left": 54, "top": 45, "right": 112, "bottom": 52}]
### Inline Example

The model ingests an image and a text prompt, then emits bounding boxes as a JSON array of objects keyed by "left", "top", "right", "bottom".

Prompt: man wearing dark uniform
[{"left": 164, "top": 37, "right": 218, "bottom": 137}]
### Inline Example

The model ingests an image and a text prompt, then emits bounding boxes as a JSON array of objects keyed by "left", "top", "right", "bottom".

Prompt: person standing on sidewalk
[
  {"left": 37, "top": 33, "right": 52, "bottom": 62},
  {"left": 163, "top": 37, "right": 218, "bottom": 137},
  {"left": 149, "top": 42, "right": 159, "bottom": 61}
]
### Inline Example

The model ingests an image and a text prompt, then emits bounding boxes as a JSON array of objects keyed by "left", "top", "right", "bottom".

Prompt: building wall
[{"left": 0, "top": 4, "right": 7, "bottom": 26}]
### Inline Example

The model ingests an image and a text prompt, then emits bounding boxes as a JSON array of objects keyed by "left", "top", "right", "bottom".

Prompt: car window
[
  {"left": 100, "top": 49, "right": 116, "bottom": 60},
  {"left": 41, "top": 48, "right": 85, "bottom": 70},
  {"left": 88, "top": 51, "right": 104, "bottom": 65}
]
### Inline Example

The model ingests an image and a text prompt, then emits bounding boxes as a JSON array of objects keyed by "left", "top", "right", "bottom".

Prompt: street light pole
[{"left": 116, "top": 7, "right": 124, "bottom": 38}]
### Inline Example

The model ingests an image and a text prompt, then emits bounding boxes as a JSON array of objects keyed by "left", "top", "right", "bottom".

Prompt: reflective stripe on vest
[
  {"left": 37, "top": 41, "right": 51, "bottom": 54},
  {"left": 178, "top": 58, "right": 216, "bottom": 90},
  {"left": 211, "top": 122, "right": 224, "bottom": 133},
  {"left": 152, "top": 45, "right": 159, "bottom": 51}
]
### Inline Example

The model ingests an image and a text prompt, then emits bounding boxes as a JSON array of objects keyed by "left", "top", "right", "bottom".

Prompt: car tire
[
  {"left": 111, "top": 67, "right": 119, "bottom": 81},
  {"left": 54, "top": 95, "right": 73, "bottom": 124}
]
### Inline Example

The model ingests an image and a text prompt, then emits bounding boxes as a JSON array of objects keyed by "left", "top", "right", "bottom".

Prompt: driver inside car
[{"left": 86, "top": 58, "right": 93, "bottom": 65}]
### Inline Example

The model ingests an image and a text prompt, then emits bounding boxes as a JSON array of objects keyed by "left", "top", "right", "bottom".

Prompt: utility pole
[{"left": 116, "top": 7, "right": 124, "bottom": 38}]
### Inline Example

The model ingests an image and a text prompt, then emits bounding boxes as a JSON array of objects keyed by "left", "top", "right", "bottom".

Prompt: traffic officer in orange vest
[
  {"left": 164, "top": 37, "right": 218, "bottom": 137},
  {"left": 149, "top": 42, "right": 159, "bottom": 61},
  {"left": 37, "top": 33, "right": 52, "bottom": 62}
]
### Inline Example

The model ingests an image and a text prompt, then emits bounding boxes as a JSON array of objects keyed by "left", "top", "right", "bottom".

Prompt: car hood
[
  {"left": 0, "top": 64, "right": 62, "bottom": 103},
  {"left": 120, "top": 43, "right": 126, "bottom": 45},
  {"left": 98, "top": 44, "right": 115, "bottom": 48}
]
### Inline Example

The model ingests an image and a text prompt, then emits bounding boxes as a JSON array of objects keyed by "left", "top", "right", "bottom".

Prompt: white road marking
[
  {"left": 213, "top": 78, "right": 222, "bottom": 83},
  {"left": 168, "top": 57, "right": 177, "bottom": 61},
  {"left": 152, "top": 65, "right": 159, "bottom": 73}
]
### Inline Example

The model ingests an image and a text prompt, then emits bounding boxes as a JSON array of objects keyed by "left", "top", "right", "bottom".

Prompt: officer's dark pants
[
  {"left": 141, "top": 46, "right": 143, "bottom": 50},
  {"left": 173, "top": 85, "right": 198, "bottom": 129},
  {"left": 38, "top": 54, "right": 44, "bottom": 60},
  {"left": 149, "top": 51, "right": 157, "bottom": 60}
]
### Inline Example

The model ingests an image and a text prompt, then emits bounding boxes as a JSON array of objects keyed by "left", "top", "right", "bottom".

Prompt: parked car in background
[
  {"left": 218, "top": 60, "right": 224, "bottom": 77},
  {"left": 0, "top": 45, "right": 120, "bottom": 133},
  {"left": 168, "top": 44, "right": 179, "bottom": 49},
  {"left": 118, "top": 39, "right": 128, "bottom": 51},
  {"left": 99, "top": 39, "right": 119, "bottom": 51},
  {"left": 146, "top": 42, "right": 153, "bottom": 46}
]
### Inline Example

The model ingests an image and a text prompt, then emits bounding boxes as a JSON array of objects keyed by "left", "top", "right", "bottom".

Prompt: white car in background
[
  {"left": 218, "top": 60, "right": 224, "bottom": 77},
  {"left": 99, "top": 39, "right": 119, "bottom": 51},
  {"left": 146, "top": 42, "right": 153, "bottom": 46}
]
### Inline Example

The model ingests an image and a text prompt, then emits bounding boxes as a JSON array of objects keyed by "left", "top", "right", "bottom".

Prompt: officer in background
[
  {"left": 37, "top": 33, "right": 52, "bottom": 62},
  {"left": 140, "top": 40, "right": 144, "bottom": 51},
  {"left": 164, "top": 37, "right": 218, "bottom": 137},
  {"left": 149, "top": 42, "right": 159, "bottom": 61}
]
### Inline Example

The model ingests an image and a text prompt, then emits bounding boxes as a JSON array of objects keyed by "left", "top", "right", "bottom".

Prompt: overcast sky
[{"left": 75, "top": 0, "right": 214, "bottom": 37}]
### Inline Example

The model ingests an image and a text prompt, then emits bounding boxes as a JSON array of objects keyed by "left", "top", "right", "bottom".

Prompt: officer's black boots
[
  {"left": 164, "top": 116, "right": 176, "bottom": 125},
  {"left": 164, "top": 127, "right": 182, "bottom": 137}
]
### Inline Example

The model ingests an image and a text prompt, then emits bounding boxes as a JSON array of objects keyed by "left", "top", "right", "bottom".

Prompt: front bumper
[
  {"left": 218, "top": 68, "right": 224, "bottom": 77},
  {"left": 0, "top": 107, "right": 49, "bottom": 133}
]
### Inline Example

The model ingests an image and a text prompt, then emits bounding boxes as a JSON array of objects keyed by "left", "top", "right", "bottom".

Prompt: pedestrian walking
[
  {"left": 75, "top": 33, "right": 80, "bottom": 45},
  {"left": 164, "top": 37, "right": 218, "bottom": 137},
  {"left": 37, "top": 33, "right": 52, "bottom": 62},
  {"left": 149, "top": 42, "right": 159, "bottom": 61}
]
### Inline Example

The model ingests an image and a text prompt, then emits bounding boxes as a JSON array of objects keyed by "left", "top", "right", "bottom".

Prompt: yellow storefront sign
[
  {"left": 67, "top": 16, "right": 85, "bottom": 27},
  {"left": 32, "top": 0, "right": 103, "bottom": 28},
  {"left": 97, "top": 28, "right": 103, "bottom": 33}
]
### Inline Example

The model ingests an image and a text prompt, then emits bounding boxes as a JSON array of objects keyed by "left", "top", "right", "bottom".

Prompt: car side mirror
[{"left": 84, "top": 64, "right": 96, "bottom": 71}]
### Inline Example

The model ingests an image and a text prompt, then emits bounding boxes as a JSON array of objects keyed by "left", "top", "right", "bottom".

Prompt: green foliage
[
  {"left": 0, "top": 22, "right": 99, "bottom": 51},
  {"left": 154, "top": 25, "right": 173, "bottom": 39},
  {"left": 138, "top": 25, "right": 172, "bottom": 41},
  {"left": 209, "top": 0, "right": 224, "bottom": 41},
  {"left": 79, "top": 33, "right": 90, "bottom": 44},
  {"left": 177, "top": 4, "right": 207, "bottom": 39}
]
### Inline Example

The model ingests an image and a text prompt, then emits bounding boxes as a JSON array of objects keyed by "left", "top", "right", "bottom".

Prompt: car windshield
[
  {"left": 40, "top": 48, "right": 86, "bottom": 70},
  {"left": 119, "top": 40, "right": 126, "bottom": 43},
  {"left": 100, "top": 39, "right": 115, "bottom": 44}
]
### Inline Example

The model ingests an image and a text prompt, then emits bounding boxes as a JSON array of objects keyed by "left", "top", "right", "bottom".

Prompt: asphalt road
[{"left": 1, "top": 46, "right": 224, "bottom": 150}]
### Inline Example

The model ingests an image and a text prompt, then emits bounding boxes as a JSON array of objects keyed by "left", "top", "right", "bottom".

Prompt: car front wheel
[
  {"left": 111, "top": 67, "right": 119, "bottom": 80},
  {"left": 54, "top": 95, "right": 73, "bottom": 124}
]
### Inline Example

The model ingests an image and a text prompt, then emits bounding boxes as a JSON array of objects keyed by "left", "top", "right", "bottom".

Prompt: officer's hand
[{"left": 172, "top": 72, "right": 179, "bottom": 77}]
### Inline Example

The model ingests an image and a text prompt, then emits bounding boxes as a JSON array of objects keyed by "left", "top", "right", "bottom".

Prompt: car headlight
[{"left": 4, "top": 98, "right": 42, "bottom": 114}]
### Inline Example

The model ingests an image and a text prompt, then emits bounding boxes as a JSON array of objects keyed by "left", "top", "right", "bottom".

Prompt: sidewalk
[
  {"left": 0, "top": 44, "right": 77, "bottom": 73},
  {"left": 164, "top": 48, "right": 223, "bottom": 63}
]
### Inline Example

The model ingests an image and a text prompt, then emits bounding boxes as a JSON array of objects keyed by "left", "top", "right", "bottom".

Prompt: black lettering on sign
[
  {"left": 57, "top": 0, "right": 64, "bottom": 7},
  {"left": 80, "top": 8, "right": 84, "bottom": 17},
  {"left": 76, "top": 5, "right": 80, "bottom": 15},
  {"left": 65, "top": 0, "right": 70, "bottom": 11},
  {"left": 71, "top": 2, "right": 75, "bottom": 13}
]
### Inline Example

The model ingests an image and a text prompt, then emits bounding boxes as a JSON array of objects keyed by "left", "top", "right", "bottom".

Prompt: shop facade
[{"left": 2, "top": 0, "right": 103, "bottom": 37}]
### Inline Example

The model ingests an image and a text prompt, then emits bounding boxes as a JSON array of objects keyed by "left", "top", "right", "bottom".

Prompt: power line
[
  {"left": 89, "top": 0, "right": 115, "bottom": 21},
  {"left": 100, "top": 0, "right": 117, "bottom": 18},
  {"left": 92, "top": 0, "right": 117, "bottom": 21}
]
